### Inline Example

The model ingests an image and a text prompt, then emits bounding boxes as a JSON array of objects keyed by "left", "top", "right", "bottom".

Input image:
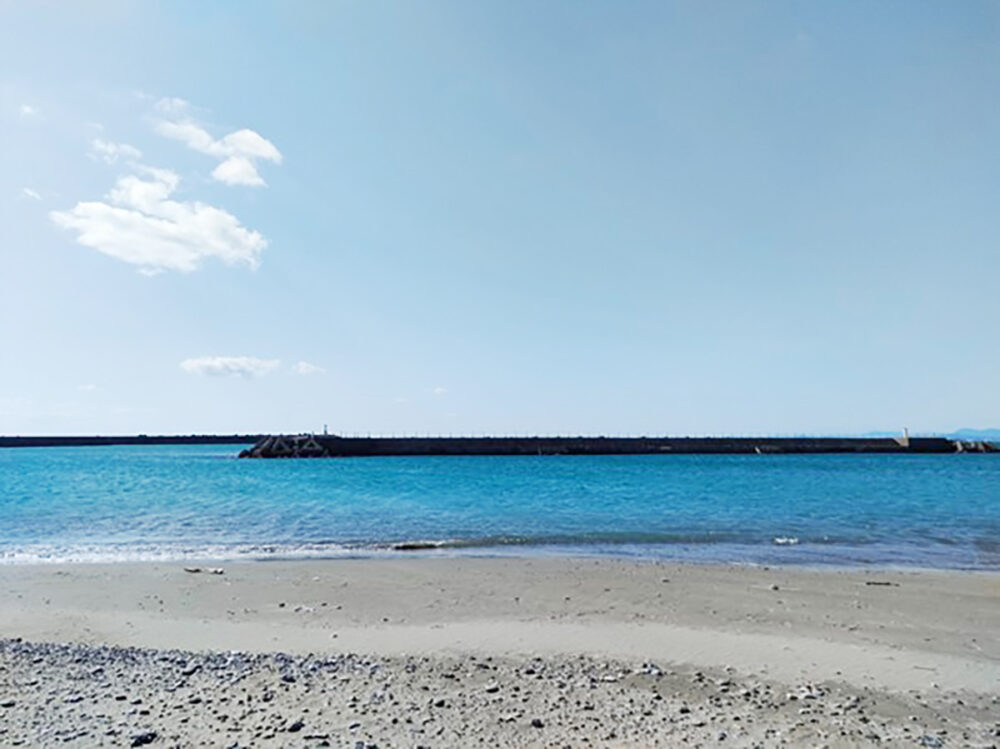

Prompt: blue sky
[{"left": 1, "top": 1, "right": 998, "bottom": 436}]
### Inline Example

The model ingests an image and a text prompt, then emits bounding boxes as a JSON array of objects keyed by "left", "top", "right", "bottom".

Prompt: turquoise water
[{"left": 1, "top": 445, "right": 999, "bottom": 568}]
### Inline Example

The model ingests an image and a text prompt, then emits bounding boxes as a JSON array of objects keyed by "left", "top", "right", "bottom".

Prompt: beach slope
[{"left": 2, "top": 558, "right": 998, "bottom": 746}]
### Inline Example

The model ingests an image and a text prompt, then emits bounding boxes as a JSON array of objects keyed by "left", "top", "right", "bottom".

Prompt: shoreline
[
  {"left": 5, "top": 541, "right": 999, "bottom": 571},
  {"left": 4, "top": 550, "right": 1000, "bottom": 575},
  {"left": 3, "top": 558, "right": 998, "bottom": 745}
]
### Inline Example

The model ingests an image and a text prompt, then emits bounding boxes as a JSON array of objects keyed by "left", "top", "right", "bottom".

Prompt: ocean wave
[
  {"left": 381, "top": 531, "right": 870, "bottom": 551},
  {"left": 3, "top": 531, "right": 996, "bottom": 570},
  {"left": 0, "top": 542, "right": 356, "bottom": 566},
  {"left": 4, "top": 445, "right": 999, "bottom": 571}
]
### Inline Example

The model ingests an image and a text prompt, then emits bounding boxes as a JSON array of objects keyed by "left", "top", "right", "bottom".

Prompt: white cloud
[
  {"left": 432, "top": 386, "right": 448, "bottom": 396},
  {"left": 90, "top": 139, "right": 142, "bottom": 165},
  {"left": 180, "top": 356, "right": 280, "bottom": 378},
  {"left": 19, "top": 104, "right": 38, "bottom": 117},
  {"left": 154, "top": 98, "right": 282, "bottom": 187},
  {"left": 211, "top": 156, "right": 265, "bottom": 187},
  {"left": 154, "top": 97, "right": 190, "bottom": 115},
  {"left": 77, "top": 384, "right": 99, "bottom": 392},
  {"left": 293, "top": 361, "right": 325, "bottom": 375},
  {"left": 50, "top": 166, "right": 267, "bottom": 274},
  {"left": 22, "top": 187, "right": 41, "bottom": 200}
]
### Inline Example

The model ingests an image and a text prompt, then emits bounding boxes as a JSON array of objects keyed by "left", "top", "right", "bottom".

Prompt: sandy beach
[{"left": 2, "top": 558, "right": 998, "bottom": 746}]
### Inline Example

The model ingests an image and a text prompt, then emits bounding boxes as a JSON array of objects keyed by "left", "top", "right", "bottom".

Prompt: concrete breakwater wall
[
  {"left": 239, "top": 435, "right": 997, "bottom": 458},
  {"left": 0, "top": 435, "right": 261, "bottom": 448}
]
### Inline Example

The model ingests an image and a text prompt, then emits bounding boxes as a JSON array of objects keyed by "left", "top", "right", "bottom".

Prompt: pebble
[
  {"left": 0, "top": 637, "right": 992, "bottom": 747},
  {"left": 130, "top": 731, "right": 157, "bottom": 747}
]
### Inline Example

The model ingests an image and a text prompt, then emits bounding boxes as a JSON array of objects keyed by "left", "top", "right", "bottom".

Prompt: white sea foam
[{"left": 0, "top": 543, "right": 361, "bottom": 565}]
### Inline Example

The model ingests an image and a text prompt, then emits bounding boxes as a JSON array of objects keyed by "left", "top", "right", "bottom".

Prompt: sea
[{"left": 1, "top": 444, "right": 999, "bottom": 569}]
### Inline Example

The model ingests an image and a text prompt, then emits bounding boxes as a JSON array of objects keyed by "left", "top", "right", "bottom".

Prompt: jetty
[
  {"left": 0, "top": 435, "right": 260, "bottom": 448},
  {"left": 239, "top": 434, "right": 997, "bottom": 458}
]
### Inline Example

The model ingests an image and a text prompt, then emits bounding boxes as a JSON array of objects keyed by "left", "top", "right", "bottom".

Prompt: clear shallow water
[{"left": 1, "top": 445, "right": 999, "bottom": 568}]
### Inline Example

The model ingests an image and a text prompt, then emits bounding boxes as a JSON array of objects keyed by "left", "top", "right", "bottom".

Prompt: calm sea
[{"left": 1, "top": 445, "right": 998, "bottom": 568}]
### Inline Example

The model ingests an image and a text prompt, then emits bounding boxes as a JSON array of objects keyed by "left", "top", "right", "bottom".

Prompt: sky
[{"left": 1, "top": 1, "right": 998, "bottom": 437}]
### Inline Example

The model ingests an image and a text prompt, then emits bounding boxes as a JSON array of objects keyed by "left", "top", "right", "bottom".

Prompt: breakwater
[
  {"left": 0, "top": 435, "right": 260, "bottom": 448},
  {"left": 240, "top": 434, "right": 996, "bottom": 458}
]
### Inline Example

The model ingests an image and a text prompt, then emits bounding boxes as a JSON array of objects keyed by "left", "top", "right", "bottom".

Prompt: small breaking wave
[
  {"left": 2, "top": 532, "right": 997, "bottom": 570},
  {"left": 772, "top": 537, "right": 800, "bottom": 545},
  {"left": 0, "top": 542, "right": 356, "bottom": 566}
]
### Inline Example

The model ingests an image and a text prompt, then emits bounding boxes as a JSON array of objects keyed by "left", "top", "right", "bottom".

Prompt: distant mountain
[
  {"left": 857, "top": 428, "right": 1000, "bottom": 442},
  {"left": 946, "top": 428, "right": 1000, "bottom": 441}
]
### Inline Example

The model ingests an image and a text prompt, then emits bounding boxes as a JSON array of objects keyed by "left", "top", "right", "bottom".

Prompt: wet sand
[{"left": 1, "top": 558, "right": 998, "bottom": 746}]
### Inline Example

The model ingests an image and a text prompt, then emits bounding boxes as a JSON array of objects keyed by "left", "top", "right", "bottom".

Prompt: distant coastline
[
  {"left": 2, "top": 432, "right": 997, "bottom": 453},
  {"left": 0, "top": 435, "right": 260, "bottom": 448}
]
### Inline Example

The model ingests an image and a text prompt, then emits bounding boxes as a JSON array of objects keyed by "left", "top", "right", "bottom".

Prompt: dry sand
[{"left": 1, "top": 558, "right": 998, "bottom": 746}]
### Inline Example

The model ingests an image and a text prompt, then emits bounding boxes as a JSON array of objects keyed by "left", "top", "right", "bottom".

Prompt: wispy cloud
[
  {"left": 154, "top": 97, "right": 282, "bottom": 187},
  {"left": 77, "top": 384, "right": 99, "bottom": 392},
  {"left": 21, "top": 187, "right": 41, "bottom": 200},
  {"left": 180, "top": 356, "right": 280, "bottom": 378},
  {"left": 51, "top": 165, "right": 266, "bottom": 274},
  {"left": 293, "top": 361, "right": 325, "bottom": 375},
  {"left": 90, "top": 139, "right": 142, "bottom": 165},
  {"left": 154, "top": 97, "right": 189, "bottom": 116},
  {"left": 18, "top": 104, "right": 38, "bottom": 117},
  {"left": 431, "top": 386, "right": 448, "bottom": 396}
]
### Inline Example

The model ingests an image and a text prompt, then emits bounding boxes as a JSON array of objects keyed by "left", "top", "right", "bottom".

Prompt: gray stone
[{"left": 130, "top": 731, "right": 157, "bottom": 747}]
